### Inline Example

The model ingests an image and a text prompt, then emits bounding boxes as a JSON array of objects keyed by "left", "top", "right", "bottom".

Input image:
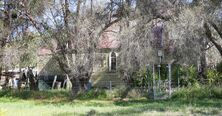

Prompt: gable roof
[
  {"left": 98, "top": 23, "right": 120, "bottom": 49},
  {"left": 38, "top": 23, "right": 121, "bottom": 55}
]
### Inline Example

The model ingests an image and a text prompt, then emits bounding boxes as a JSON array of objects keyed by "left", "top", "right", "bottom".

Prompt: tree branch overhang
[{"left": 204, "top": 22, "right": 222, "bottom": 56}]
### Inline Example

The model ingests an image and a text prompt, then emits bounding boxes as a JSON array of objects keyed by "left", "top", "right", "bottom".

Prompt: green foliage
[
  {"left": 216, "top": 61, "right": 222, "bottom": 74},
  {"left": 128, "top": 65, "right": 221, "bottom": 89},
  {"left": 133, "top": 65, "right": 200, "bottom": 87},
  {"left": 206, "top": 69, "right": 222, "bottom": 85},
  {"left": 211, "top": 87, "right": 222, "bottom": 99},
  {"left": 18, "top": 34, "right": 40, "bottom": 67},
  {"left": 210, "top": 0, "right": 222, "bottom": 6},
  {"left": 109, "top": 85, "right": 127, "bottom": 98},
  {"left": 133, "top": 67, "right": 148, "bottom": 87},
  {"left": 133, "top": 65, "right": 168, "bottom": 87},
  {"left": 172, "top": 65, "right": 182, "bottom": 83},
  {"left": 77, "top": 87, "right": 145, "bottom": 100},
  {"left": 1, "top": 34, "right": 40, "bottom": 68},
  {"left": 172, "top": 85, "right": 222, "bottom": 100},
  {"left": 0, "top": 90, "right": 70, "bottom": 100},
  {"left": 187, "top": 66, "right": 198, "bottom": 80},
  {"left": 0, "top": 1, "right": 3, "bottom": 7},
  {"left": 0, "top": 93, "right": 222, "bottom": 116},
  {"left": 76, "top": 89, "right": 107, "bottom": 100},
  {"left": 0, "top": 87, "right": 146, "bottom": 101},
  {"left": 11, "top": 10, "right": 18, "bottom": 19},
  {"left": 179, "top": 66, "right": 198, "bottom": 87}
]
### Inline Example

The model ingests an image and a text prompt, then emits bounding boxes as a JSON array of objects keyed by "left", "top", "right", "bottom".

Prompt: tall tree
[{"left": 16, "top": 0, "right": 125, "bottom": 95}]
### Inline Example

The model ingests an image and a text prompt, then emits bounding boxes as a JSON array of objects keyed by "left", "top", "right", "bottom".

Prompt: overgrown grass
[
  {"left": 0, "top": 86, "right": 221, "bottom": 116},
  {"left": 0, "top": 85, "right": 221, "bottom": 101},
  {"left": 172, "top": 85, "right": 222, "bottom": 100},
  {"left": 0, "top": 88, "right": 141, "bottom": 101},
  {"left": 76, "top": 89, "right": 108, "bottom": 100},
  {"left": 0, "top": 89, "right": 70, "bottom": 100},
  {"left": 0, "top": 96, "right": 221, "bottom": 116}
]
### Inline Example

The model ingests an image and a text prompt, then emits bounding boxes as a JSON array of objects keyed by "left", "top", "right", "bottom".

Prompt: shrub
[
  {"left": 179, "top": 66, "right": 199, "bottom": 87},
  {"left": 171, "top": 87, "right": 189, "bottom": 99},
  {"left": 206, "top": 69, "right": 222, "bottom": 85},
  {"left": 0, "top": 89, "right": 70, "bottom": 100},
  {"left": 211, "top": 87, "right": 222, "bottom": 99},
  {"left": 133, "top": 65, "right": 168, "bottom": 87},
  {"left": 133, "top": 67, "right": 149, "bottom": 87},
  {"left": 216, "top": 61, "right": 222, "bottom": 74},
  {"left": 172, "top": 85, "right": 222, "bottom": 100},
  {"left": 76, "top": 89, "right": 107, "bottom": 100},
  {"left": 109, "top": 85, "right": 127, "bottom": 98}
]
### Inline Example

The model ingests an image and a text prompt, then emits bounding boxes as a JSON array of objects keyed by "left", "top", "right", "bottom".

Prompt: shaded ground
[{"left": 0, "top": 95, "right": 221, "bottom": 116}]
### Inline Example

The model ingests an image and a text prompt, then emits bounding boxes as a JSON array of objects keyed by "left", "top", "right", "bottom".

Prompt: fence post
[
  {"left": 109, "top": 81, "right": 112, "bottom": 91},
  {"left": 177, "top": 66, "right": 180, "bottom": 88},
  {"left": 158, "top": 64, "right": 161, "bottom": 90},
  {"left": 147, "top": 64, "right": 152, "bottom": 99},
  {"left": 52, "top": 75, "right": 57, "bottom": 89},
  {"left": 64, "top": 74, "right": 72, "bottom": 90},
  {"left": 153, "top": 64, "right": 156, "bottom": 99},
  {"left": 168, "top": 64, "right": 172, "bottom": 96},
  {"left": 27, "top": 77, "right": 30, "bottom": 90}
]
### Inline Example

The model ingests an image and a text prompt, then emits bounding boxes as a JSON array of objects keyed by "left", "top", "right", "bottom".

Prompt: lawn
[{"left": 0, "top": 95, "right": 222, "bottom": 116}]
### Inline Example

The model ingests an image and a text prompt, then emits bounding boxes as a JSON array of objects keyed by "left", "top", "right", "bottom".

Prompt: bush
[
  {"left": 109, "top": 85, "right": 127, "bottom": 98},
  {"left": 0, "top": 89, "right": 70, "bottom": 100},
  {"left": 76, "top": 89, "right": 107, "bottom": 100},
  {"left": 133, "top": 67, "right": 149, "bottom": 87},
  {"left": 206, "top": 69, "right": 222, "bottom": 85},
  {"left": 172, "top": 85, "right": 222, "bottom": 100},
  {"left": 179, "top": 66, "right": 199, "bottom": 87},
  {"left": 211, "top": 87, "right": 222, "bottom": 99},
  {"left": 133, "top": 65, "right": 168, "bottom": 87},
  {"left": 216, "top": 61, "right": 222, "bottom": 74}
]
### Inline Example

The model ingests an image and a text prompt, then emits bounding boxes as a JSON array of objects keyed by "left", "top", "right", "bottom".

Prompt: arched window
[{"left": 110, "top": 52, "right": 116, "bottom": 71}]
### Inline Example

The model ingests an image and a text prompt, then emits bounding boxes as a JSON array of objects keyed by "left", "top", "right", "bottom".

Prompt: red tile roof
[
  {"left": 37, "top": 47, "right": 52, "bottom": 56},
  {"left": 38, "top": 23, "right": 120, "bottom": 55},
  {"left": 98, "top": 24, "right": 120, "bottom": 49}
]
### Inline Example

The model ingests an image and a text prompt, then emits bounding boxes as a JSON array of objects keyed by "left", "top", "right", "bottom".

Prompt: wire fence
[
  {"left": 1, "top": 77, "right": 222, "bottom": 88},
  {"left": 1, "top": 74, "right": 222, "bottom": 100}
]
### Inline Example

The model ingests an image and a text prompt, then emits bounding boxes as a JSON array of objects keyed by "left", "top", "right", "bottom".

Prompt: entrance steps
[{"left": 91, "top": 68, "right": 125, "bottom": 88}]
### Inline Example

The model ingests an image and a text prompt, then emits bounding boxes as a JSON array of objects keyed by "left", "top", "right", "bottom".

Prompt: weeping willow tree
[
  {"left": 118, "top": 0, "right": 222, "bottom": 84},
  {"left": 0, "top": 34, "right": 39, "bottom": 69},
  {"left": 0, "top": 0, "right": 51, "bottom": 90},
  {"left": 2, "top": 0, "right": 129, "bottom": 96},
  {"left": 1, "top": 0, "right": 221, "bottom": 95}
]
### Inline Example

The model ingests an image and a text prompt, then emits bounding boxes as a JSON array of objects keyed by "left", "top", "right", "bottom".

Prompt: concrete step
[{"left": 91, "top": 69, "right": 125, "bottom": 88}]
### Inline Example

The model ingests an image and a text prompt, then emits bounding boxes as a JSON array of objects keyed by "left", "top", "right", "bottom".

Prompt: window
[{"left": 110, "top": 52, "right": 116, "bottom": 71}]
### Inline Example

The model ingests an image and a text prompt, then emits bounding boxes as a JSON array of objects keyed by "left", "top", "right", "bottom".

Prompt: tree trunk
[
  {"left": 90, "top": 0, "right": 93, "bottom": 15},
  {"left": 204, "top": 22, "right": 222, "bottom": 56},
  {"left": 70, "top": 0, "right": 83, "bottom": 96},
  {"left": 198, "top": 50, "right": 207, "bottom": 82},
  {"left": 70, "top": 76, "right": 81, "bottom": 97},
  {"left": 0, "top": 1, "right": 12, "bottom": 87},
  {"left": 198, "top": 37, "right": 207, "bottom": 82}
]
